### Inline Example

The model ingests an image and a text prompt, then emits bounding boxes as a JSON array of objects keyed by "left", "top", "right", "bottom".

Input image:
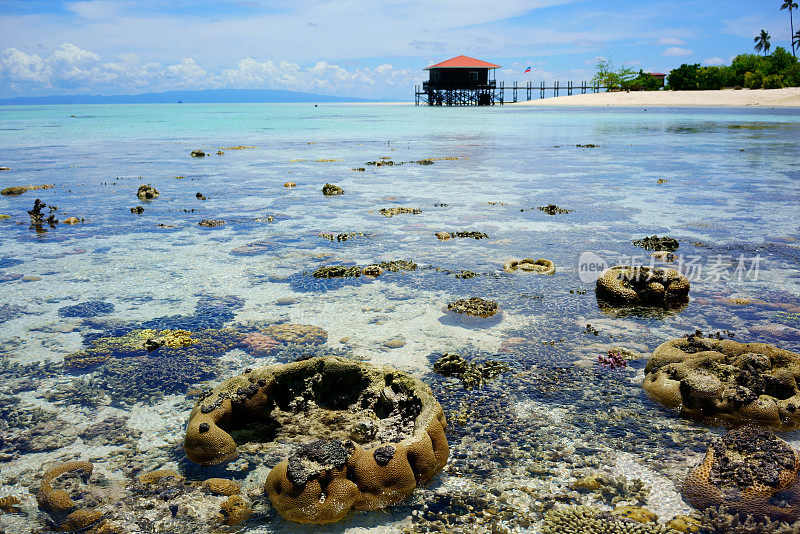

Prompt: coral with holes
[
  {"left": 596, "top": 266, "right": 690, "bottom": 307},
  {"left": 699, "top": 506, "right": 800, "bottom": 533},
  {"left": 36, "top": 461, "right": 120, "bottom": 533},
  {"left": 683, "top": 428, "right": 800, "bottom": 522},
  {"left": 503, "top": 258, "right": 555, "bottom": 274},
  {"left": 643, "top": 335, "right": 800, "bottom": 427},
  {"left": 183, "top": 356, "right": 448, "bottom": 523}
]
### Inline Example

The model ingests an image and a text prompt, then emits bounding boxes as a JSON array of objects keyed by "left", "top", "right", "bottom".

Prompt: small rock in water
[
  {"left": 383, "top": 336, "right": 406, "bottom": 349},
  {"left": 131, "top": 206, "right": 144, "bottom": 214},
  {"left": 322, "top": 183, "right": 344, "bottom": 196},
  {"left": 191, "top": 150, "right": 206, "bottom": 157},
  {"left": 284, "top": 181, "right": 296, "bottom": 188}
]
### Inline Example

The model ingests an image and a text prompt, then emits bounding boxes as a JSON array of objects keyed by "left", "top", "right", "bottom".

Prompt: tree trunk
[{"left": 792, "top": 8, "right": 796, "bottom": 57}]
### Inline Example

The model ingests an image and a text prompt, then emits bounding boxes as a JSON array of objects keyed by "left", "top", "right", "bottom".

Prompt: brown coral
[
  {"left": 682, "top": 428, "right": 800, "bottom": 522},
  {"left": 262, "top": 323, "right": 328, "bottom": 345},
  {"left": 503, "top": 258, "right": 555, "bottom": 274},
  {"left": 643, "top": 335, "right": 800, "bottom": 427},
  {"left": 220, "top": 495, "right": 252, "bottom": 525},
  {"left": 204, "top": 478, "right": 241, "bottom": 496},
  {"left": 37, "top": 461, "right": 104, "bottom": 530},
  {"left": 183, "top": 356, "right": 448, "bottom": 523},
  {"left": 596, "top": 265, "right": 690, "bottom": 307}
]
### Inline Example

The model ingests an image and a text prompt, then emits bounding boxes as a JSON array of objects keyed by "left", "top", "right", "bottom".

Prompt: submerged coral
[
  {"left": 432, "top": 353, "right": 509, "bottom": 389},
  {"left": 58, "top": 301, "right": 115, "bottom": 318},
  {"left": 541, "top": 506, "right": 678, "bottom": 533},
  {"left": 379, "top": 207, "right": 422, "bottom": 218}
]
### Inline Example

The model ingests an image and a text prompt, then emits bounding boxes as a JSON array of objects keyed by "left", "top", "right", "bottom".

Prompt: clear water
[{"left": 1, "top": 103, "right": 800, "bottom": 532}]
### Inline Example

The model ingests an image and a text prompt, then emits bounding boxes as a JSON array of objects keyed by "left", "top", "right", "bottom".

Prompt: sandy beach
[{"left": 514, "top": 87, "right": 800, "bottom": 107}]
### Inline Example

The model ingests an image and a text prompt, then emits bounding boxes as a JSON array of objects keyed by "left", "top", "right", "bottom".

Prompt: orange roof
[{"left": 425, "top": 55, "right": 501, "bottom": 70}]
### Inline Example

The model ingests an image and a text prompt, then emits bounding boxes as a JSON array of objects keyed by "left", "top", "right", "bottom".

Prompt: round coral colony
[{"left": 183, "top": 356, "right": 448, "bottom": 523}]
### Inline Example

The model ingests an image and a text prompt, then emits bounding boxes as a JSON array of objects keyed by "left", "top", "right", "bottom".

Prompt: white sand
[{"left": 513, "top": 87, "right": 800, "bottom": 108}]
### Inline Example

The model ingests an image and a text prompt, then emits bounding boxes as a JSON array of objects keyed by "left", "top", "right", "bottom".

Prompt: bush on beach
[{"left": 666, "top": 47, "right": 800, "bottom": 90}]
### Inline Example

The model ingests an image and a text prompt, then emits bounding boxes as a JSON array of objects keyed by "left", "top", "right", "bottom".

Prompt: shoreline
[{"left": 512, "top": 87, "right": 800, "bottom": 108}]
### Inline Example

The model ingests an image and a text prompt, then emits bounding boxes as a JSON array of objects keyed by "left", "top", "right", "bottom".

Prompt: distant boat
[{"left": 178, "top": 100, "right": 183, "bottom": 104}]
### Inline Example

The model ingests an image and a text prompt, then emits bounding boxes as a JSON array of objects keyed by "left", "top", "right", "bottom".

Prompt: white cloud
[
  {"left": 0, "top": 43, "right": 424, "bottom": 99},
  {"left": 702, "top": 57, "right": 724, "bottom": 66},
  {"left": 658, "top": 37, "right": 685, "bottom": 46},
  {"left": 662, "top": 47, "right": 693, "bottom": 57}
]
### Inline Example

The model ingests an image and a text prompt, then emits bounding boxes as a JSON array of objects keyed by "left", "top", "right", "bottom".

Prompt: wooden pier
[{"left": 415, "top": 81, "right": 609, "bottom": 106}]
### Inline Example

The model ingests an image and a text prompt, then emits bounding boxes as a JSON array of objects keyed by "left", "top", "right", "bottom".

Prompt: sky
[{"left": 0, "top": 0, "right": 797, "bottom": 99}]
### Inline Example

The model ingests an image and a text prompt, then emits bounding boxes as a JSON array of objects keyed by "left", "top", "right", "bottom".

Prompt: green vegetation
[
  {"left": 666, "top": 47, "right": 800, "bottom": 90},
  {"left": 590, "top": 59, "right": 662, "bottom": 91},
  {"left": 754, "top": 29, "right": 772, "bottom": 56}
]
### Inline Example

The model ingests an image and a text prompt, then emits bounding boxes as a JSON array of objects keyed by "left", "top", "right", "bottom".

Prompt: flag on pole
[{"left": 523, "top": 66, "right": 532, "bottom": 73}]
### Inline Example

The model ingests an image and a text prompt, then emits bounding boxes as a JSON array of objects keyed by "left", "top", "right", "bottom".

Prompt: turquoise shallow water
[{"left": 1, "top": 103, "right": 800, "bottom": 532}]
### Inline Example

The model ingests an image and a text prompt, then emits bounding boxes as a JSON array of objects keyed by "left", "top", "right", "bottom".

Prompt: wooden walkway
[{"left": 415, "top": 81, "right": 610, "bottom": 106}]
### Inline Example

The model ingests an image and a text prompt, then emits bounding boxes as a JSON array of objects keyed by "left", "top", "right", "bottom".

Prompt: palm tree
[
  {"left": 794, "top": 29, "right": 800, "bottom": 52},
  {"left": 782, "top": 0, "right": 798, "bottom": 56},
  {"left": 754, "top": 29, "right": 772, "bottom": 56}
]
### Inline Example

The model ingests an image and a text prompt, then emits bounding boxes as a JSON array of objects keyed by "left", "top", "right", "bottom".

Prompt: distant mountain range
[{"left": 0, "top": 88, "right": 370, "bottom": 105}]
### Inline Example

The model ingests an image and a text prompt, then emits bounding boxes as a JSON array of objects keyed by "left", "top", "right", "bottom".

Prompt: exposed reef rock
[
  {"left": 446, "top": 297, "right": 499, "bottom": 318},
  {"left": 136, "top": 184, "right": 159, "bottom": 200},
  {"left": 432, "top": 353, "right": 508, "bottom": 389},
  {"left": 1, "top": 186, "right": 28, "bottom": 196},
  {"left": 596, "top": 265, "right": 690, "bottom": 310},
  {"left": 379, "top": 207, "right": 421, "bottom": 218},
  {"left": 537, "top": 204, "right": 573, "bottom": 215},
  {"left": 379, "top": 260, "right": 417, "bottom": 272},
  {"left": 313, "top": 265, "right": 363, "bottom": 278},
  {"left": 199, "top": 219, "right": 225, "bottom": 227},
  {"left": 191, "top": 150, "right": 206, "bottom": 157},
  {"left": 683, "top": 428, "right": 800, "bottom": 522},
  {"left": 322, "top": 183, "right": 344, "bottom": 196},
  {"left": 643, "top": 335, "right": 800, "bottom": 427},
  {"left": 183, "top": 356, "right": 448, "bottom": 523},
  {"left": 633, "top": 236, "right": 680, "bottom": 252},
  {"left": 503, "top": 258, "right": 555, "bottom": 274}
]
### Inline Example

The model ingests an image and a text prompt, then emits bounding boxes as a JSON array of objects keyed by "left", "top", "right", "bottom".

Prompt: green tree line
[{"left": 666, "top": 47, "right": 800, "bottom": 90}]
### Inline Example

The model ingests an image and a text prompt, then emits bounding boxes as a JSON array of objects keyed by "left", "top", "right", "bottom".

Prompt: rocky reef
[
  {"left": 183, "top": 356, "right": 448, "bottom": 523},
  {"left": 322, "top": 183, "right": 344, "bottom": 196},
  {"left": 595, "top": 265, "right": 690, "bottom": 311},
  {"left": 379, "top": 207, "right": 422, "bottom": 218},
  {"left": 683, "top": 428, "right": 800, "bottom": 522},
  {"left": 445, "top": 297, "right": 499, "bottom": 319},
  {"left": 136, "top": 184, "right": 159, "bottom": 200},
  {"left": 643, "top": 334, "right": 800, "bottom": 427},
  {"left": 633, "top": 236, "right": 680, "bottom": 252}
]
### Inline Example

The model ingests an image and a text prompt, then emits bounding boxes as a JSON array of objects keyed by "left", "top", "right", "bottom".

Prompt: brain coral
[
  {"left": 183, "top": 356, "right": 448, "bottom": 523},
  {"left": 682, "top": 428, "right": 800, "bottom": 522},
  {"left": 595, "top": 265, "right": 689, "bottom": 308},
  {"left": 643, "top": 334, "right": 800, "bottom": 427},
  {"left": 37, "top": 461, "right": 105, "bottom": 531}
]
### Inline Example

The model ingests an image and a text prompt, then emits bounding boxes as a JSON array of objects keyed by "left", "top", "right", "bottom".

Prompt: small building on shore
[
  {"left": 647, "top": 73, "right": 667, "bottom": 88},
  {"left": 415, "top": 55, "right": 503, "bottom": 106}
]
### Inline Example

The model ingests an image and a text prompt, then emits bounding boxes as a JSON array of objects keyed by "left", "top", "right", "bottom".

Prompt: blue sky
[{"left": 0, "top": 0, "right": 796, "bottom": 99}]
